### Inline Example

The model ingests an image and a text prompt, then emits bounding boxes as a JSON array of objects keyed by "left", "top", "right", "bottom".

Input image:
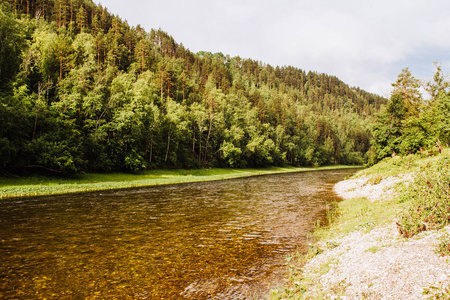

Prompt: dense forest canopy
[{"left": 0, "top": 0, "right": 387, "bottom": 174}]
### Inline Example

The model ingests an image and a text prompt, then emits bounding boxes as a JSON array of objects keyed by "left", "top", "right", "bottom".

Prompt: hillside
[{"left": 0, "top": 0, "right": 386, "bottom": 174}]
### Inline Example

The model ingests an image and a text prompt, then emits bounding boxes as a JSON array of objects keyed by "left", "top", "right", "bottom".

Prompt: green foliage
[
  {"left": 397, "top": 154, "right": 450, "bottom": 237},
  {"left": 0, "top": 0, "right": 385, "bottom": 174},
  {"left": 371, "top": 66, "right": 450, "bottom": 163},
  {"left": 423, "top": 284, "right": 450, "bottom": 299},
  {"left": 435, "top": 232, "right": 450, "bottom": 256},
  {"left": 272, "top": 149, "right": 450, "bottom": 299},
  {"left": 124, "top": 149, "right": 147, "bottom": 172},
  {"left": 372, "top": 94, "right": 407, "bottom": 159},
  {"left": 391, "top": 67, "right": 422, "bottom": 114},
  {"left": 0, "top": 2, "right": 27, "bottom": 90},
  {"left": 432, "top": 93, "right": 450, "bottom": 145}
]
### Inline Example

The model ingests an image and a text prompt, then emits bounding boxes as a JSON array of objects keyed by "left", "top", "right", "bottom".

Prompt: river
[{"left": 0, "top": 168, "right": 358, "bottom": 299}]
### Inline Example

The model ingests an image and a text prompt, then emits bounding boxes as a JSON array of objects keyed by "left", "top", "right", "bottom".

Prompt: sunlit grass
[
  {"left": 0, "top": 165, "right": 358, "bottom": 199},
  {"left": 314, "top": 196, "right": 404, "bottom": 241},
  {"left": 270, "top": 147, "right": 450, "bottom": 299}
]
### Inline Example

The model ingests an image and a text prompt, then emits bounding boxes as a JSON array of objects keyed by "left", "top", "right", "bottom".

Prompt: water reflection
[{"left": 0, "top": 169, "right": 358, "bottom": 299}]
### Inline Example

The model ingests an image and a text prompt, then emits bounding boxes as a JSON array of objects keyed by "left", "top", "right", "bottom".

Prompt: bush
[
  {"left": 397, "top": 155, "right": 450, "bottom": 237},
  {"left": 435, "top": 232, "right": 450, "bottom": 256}
]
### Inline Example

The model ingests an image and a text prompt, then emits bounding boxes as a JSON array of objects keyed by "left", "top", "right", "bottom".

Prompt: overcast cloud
[{"left": 96, "top": 0, "right": 450, "bottom": 96}]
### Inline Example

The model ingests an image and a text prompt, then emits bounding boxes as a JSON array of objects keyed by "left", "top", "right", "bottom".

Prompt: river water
[{"left": 0, "top": 168, "right": 358, "bottom": 299}]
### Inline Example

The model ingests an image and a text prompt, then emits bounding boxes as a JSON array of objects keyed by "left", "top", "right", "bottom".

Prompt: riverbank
[
  {"left": 0, "top": 165, "right": 357, "bottom": 199},
  {"left": 271, "top": 149, "right": 450, "bottom": 299}
]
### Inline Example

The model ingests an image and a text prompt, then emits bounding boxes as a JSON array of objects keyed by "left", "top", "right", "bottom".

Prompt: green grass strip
[
  {"left": 0, "top": 165, "right": 358, "bottom": 199},
  {"left": 270, "top": 148, "right": 450, "bottom": 299}
]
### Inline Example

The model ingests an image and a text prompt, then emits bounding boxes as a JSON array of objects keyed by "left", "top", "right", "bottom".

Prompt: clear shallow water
[{"left": 0, "top": 169, "right": 358, "bottom": 299}]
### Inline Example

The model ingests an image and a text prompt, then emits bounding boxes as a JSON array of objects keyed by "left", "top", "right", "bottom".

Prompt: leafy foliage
[
  {"left": 0, "top": 0, "right": 386, "bottom": 174},
  {"left": 371, "top": 66, "right": 450, "bottom": 163},
  {"left": 435, "top": 232, "right": 450, "bottom": 257},
  {"left": 397, "top": 154, "right": 450, "bottom": 237}
]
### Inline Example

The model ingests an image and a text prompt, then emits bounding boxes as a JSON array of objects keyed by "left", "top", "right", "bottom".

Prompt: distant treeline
[{"left": 0, "top": 0, "right": 386, "bottom": 174}]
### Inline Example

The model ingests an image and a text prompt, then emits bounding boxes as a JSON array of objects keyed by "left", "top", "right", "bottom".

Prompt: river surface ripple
[{"left": 0, "top": 168, "right": 358, "bottom": 299}]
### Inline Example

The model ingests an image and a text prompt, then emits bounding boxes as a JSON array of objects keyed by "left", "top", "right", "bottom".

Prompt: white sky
[{"left": 96, "top": 0, "right": 450, "bottom": 97}]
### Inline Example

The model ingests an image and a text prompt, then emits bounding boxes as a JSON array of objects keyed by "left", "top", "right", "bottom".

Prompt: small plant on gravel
[
  {"left": 320, "top": 201, "right": 340, "bottom": 227},
  {"left": 326, "top": 241, "right": 340, "bottom": 249},
  {"left": 365, "top": 246, "right": 381, "bottom": 253},
  {"left": 435, "top": 232, "right": 450, "bottom": 256},
  {"left": 305, "top": 245, "right": 323, "bottom": 259},
  {"left": 367, "top": 174, "right": 383, "bottom": 185},
  {"left": 423, "top": 284, "right": 450, "bottom": 299}
]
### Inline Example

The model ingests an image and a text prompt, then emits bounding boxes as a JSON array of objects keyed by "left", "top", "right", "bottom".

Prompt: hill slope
[{"left": 0, "top": 0, "right": 386, "bottom": 173}]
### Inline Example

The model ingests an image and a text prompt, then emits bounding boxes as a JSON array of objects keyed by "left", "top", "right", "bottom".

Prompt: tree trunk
[
  {"left": 97, "top": 42, "right": 100, "bottom": 67},
  {"left": 32, "top": 111, "right": 38, "bottom": 140},
  {"left": 160, "top": 72, "right": 164, "bottom": 103},
  {"left": 192, "top": 125, "right": 195, "bottom": 154},
  {"left": 165, "top": 133, "right": 171, "bottom": 162},
  {"left": 32, "top": 82, "right": 42, "bottom": 140},
  {"left": 205, "top": 114, "right": 213, "bottom": 161},
  {"left": 199, "top": 133, "right": 202, "bottom": 163},
  {"left": 59, "top": 57, "right": 63, "bottom": 82},
  {"left": 58, "top": 1, "right": 62, "bottom": 27},
  {"left": 70, "top": 1, "right": 73, "bottom": 23},
  {"left": 149, "top": 141, "right": 153, "bottom": 163}
]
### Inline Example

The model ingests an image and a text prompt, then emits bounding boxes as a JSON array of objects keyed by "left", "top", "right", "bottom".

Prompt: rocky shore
[{"left": 297, "top": 174, "right": 450, "bottom": 299}]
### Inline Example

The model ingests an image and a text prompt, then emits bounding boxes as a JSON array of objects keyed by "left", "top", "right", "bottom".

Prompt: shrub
[
  {"left": 435, "top": 232, "right": 450, "bottom": 256},
  {"left": 397, "top": 155, "right": 450, "bottom": 237}
]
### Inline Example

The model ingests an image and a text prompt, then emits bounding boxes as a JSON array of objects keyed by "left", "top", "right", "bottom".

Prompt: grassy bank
[
  {"left": 0, "top": 165, "right": 357, "bottom": 199},
  {"left": 271, "top": 148, "right": 450, "bottom": 299}
]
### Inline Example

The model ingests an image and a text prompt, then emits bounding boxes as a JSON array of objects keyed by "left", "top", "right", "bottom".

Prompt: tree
[
  {"left": 0, "top": 0, "right": 387, "bottom": 173},
  {"left": 391, "top": 67, "right": 422, "bottom": 115},
  {"left": 371, "top": 94, "right": 406, "bottom": 159},
  {"left": 425, "top": 63, "right": 450, "bottom": 99},
  {"left": 54, "top": 0, "right": 68, "bottom": 28},
  {"left": 0, "top": 4, "right": 27, "bottom": 90},
  {"left": 435, "top": 94, "right": 450, "bottom": 145},
  {"left": 135, "top": 38, "right": 152, "bottom": 72},
  {"left": 76, "top": 4, "right": 87, "bottom": 32},
  {"left": 163, "top": 98, "right": 187, "bottom": 165}
]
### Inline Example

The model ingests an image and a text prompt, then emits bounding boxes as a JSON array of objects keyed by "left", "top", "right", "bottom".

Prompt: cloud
[{"left": 96, "top": 0, "right": 450, "bottom": 95}]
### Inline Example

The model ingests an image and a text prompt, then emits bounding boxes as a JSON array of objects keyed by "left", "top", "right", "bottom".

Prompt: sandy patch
[{"left": 334, "top": 174, "right": 413, "bottom": 202}]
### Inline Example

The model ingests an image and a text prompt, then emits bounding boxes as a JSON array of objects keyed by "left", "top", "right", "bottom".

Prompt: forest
[{"left": 0, "top": 0, "right": 388, "bottom": 174}]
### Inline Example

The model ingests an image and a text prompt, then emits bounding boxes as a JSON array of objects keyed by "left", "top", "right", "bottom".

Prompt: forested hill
[{"left": 0, "top": 0, "right": 386, "bottom": 174}]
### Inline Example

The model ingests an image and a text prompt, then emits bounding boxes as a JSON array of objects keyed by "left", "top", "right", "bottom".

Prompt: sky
[{"left": 96, "top": 0, "right": 450, "bottom": 97}]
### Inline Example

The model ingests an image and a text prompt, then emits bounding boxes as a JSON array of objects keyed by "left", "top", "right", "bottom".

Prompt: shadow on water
[{"left": 0, "top": 168, "right": 359, "bottom": 299}]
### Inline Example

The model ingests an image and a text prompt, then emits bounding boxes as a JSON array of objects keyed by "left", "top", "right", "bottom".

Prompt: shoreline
[
  {"left": 271, "top": 160, "right": 450, "bottom": 299},
  {"left": 0, "top": 165, "right": 359, "bottom": 200}
]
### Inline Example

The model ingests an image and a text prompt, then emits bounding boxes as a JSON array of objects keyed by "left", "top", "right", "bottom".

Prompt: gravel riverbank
[{"left": 298, "top": 174, "right": 450, "bottom": 299}]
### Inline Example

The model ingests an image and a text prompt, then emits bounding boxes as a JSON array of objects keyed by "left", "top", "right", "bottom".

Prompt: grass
[
  {"left": 396, "top": 153, "right": 450, "bottom": 237},
  {"left": 423, "top": 284, "right": 450, "bottom": 299},
  {"left": 326, "top": 148, "right": 450, "bottom": 239},
  {"left": 365, "top": 246, "right": 382, "bottom": 253},
  {"left": 435, "top": 232, "right": 450, "bottom": 257},
  {"left": 314, "top": 195, "right": 404, "bottom": 241},
  {"left": 270, "top": 195, "right": 405, "bottom": 299},
  {"left": 270, "top": 148, "right": 450, "bottom": 299},
  {"left": 0, "top": 165, "right": 357, "bottom": 199}
]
